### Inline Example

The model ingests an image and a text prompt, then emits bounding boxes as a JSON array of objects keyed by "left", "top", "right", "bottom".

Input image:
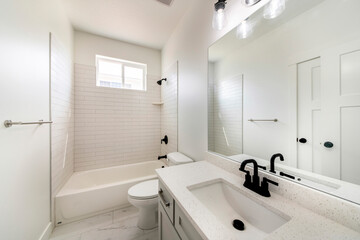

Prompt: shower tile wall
[
  {"left": 74, "top": 64, "right": 161, "bottom": 171},
  {"left": 161, "top": 62, "right": 178, "bottom": 156},
  {"left": 51, "top": 34, "right": 74, "bottom": 208}
]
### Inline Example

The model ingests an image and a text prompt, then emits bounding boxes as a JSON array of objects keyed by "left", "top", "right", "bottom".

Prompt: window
[{"left": 96, "top": 55, "right": 147, "bottom": 91}]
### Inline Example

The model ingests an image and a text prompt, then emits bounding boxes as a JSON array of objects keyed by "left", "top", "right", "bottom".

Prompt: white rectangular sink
[{"left": 188, "top": 179, "right": 290, "bottom": 239}]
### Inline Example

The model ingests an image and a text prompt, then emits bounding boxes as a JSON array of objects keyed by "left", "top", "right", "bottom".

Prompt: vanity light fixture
[
  {"left": 241, "top": 0, "right": 261, "bottom": 7},
  {"left": 212, "top": 0, "right": 227, "bottom": 30},
  {"left": 263, "top": 0, "right": 286, "bottom": 19},
  {"left": 236, "top": 18, "right": 253, "bottom": 39}
]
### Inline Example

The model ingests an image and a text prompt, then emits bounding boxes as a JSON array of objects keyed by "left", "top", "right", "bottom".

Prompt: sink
[{"left": 188, "top": 179, "right": 290, "bottom": 239}]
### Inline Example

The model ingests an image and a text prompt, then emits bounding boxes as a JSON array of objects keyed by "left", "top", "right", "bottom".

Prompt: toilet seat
[{"left": 128, "top": 179, "right": 158, "bottom": 200}]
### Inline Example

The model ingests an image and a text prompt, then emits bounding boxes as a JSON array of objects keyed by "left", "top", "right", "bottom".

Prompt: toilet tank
[{"left": 167, "top": 152, "right": 193, "bottom": 166}]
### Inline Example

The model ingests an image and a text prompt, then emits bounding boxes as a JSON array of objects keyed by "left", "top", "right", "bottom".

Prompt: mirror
[{"left": 208, "top": 0, "right": 360, "bottom": 204}]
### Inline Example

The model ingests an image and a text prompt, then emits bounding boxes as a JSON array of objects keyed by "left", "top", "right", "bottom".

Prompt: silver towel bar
[
  {"left": 248, "top": 119, "right": 278, "bottom": 122},
  {"left": 4, "top": 120, "right": 53, "bottom": 128}
]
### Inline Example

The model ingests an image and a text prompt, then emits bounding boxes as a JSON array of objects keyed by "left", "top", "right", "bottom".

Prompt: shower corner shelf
[{"left": 152, "top": 102, "right": 164, "bottom": 105}]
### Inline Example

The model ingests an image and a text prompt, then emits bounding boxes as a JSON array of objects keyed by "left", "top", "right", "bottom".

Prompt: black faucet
[
  {"left": 239, "top": 159, "right": 260, "bottom": 190},
  {"left": 158, "top": 155, "right": 167, "bottom": 160},
  {"left": 240, "top": 159, "right": 278, "bottom": 197},
  {"left": 270, "top": 153, "right": 284, "bottom": 174}
]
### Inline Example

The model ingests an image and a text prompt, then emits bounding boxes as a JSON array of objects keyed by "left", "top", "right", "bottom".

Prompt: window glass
[
  {"left": 124, "top": 66, "right": 144, "bottom": 90},
  {"left": 96, "top": 55, "right": 147, "bottom": 91}
]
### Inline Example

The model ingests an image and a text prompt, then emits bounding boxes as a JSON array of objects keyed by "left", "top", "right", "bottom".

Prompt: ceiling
[{"left": 61, "top": 0, "right": 193, "bottom": 50}]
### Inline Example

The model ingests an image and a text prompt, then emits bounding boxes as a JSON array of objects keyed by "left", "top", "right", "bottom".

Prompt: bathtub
[{"left": 55, "top": 161, "right": 166, "bottom": 225}]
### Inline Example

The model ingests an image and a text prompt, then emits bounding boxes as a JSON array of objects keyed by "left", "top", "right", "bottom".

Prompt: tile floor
[{"left": 50, "top": 206, "right": 158, "bottom": 240}]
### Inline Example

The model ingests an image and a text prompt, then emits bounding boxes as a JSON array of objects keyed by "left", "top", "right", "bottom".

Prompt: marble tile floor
[{"left": 50, "top": 206, "right": 158, "bottom": 240}]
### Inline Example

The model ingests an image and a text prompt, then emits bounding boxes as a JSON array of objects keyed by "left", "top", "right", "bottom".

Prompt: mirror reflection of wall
[
  {"left": 208, "top": 62, "right": 243, "bottom": 156},
  {"left": 208, "top": 0, "right": 360, "bottom": 204}
]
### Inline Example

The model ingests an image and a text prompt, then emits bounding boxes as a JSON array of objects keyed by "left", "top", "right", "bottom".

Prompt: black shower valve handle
[{"left": 161, "top": 135, "right": 168, "bottom": 145}]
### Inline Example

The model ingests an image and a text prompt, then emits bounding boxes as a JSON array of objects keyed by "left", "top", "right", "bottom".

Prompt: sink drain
[{"left": 233, "top": 219, "right": 245, "bottom": 231}]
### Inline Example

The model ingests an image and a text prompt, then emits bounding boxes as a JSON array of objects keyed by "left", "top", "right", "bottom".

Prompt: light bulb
[
  {"left": 212, "top": 0, "right": 227, "bottom": 31},
  {"left": 263, "top": 0, "right": 286, "bottom": 20},
  {"left": 236, "top": 19, "right": 253, "bottom": 39}
]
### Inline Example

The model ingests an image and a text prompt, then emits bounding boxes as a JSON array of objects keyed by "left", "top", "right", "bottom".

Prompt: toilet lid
[{"left": 128, "top": 179, "right": 158, "bottom": 200}]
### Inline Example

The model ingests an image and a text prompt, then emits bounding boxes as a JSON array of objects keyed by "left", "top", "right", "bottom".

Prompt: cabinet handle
[
  {"left": 158, "top": 189, "right": 170, "bottom": 207},
  {"left": 179, "top": 216, "right": 182, "bottom": 226}
]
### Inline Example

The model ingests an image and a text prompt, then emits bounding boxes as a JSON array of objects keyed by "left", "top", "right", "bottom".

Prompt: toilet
[{"left": 127, "top": 152, "right": 193, "bottom": 230}]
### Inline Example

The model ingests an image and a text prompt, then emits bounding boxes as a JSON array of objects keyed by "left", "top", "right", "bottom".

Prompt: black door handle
[
  {"left": 324, "top": 141, "right": 334, "bottom": 148},
  {"left": 298, "top": 138, "right": 307, "bottom": 143}
]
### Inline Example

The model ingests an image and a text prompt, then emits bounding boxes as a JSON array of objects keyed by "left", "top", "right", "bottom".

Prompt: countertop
[{"left": 156, "top": 161, "right": 360, "bottom": 240}]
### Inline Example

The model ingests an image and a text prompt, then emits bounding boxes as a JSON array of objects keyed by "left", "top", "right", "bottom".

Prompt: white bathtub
[{"left": 55, "top": 161, "right": 166, "bottom": 225}]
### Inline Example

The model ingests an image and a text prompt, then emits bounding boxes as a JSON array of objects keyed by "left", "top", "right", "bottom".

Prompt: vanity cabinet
[
  {"left": 159, "top": 180, "right": 174, "bottom": 223},
  {"left": 159, "top": 203, "right": 181, "bottom": 240},
  {"left": 158, "top": 180, "right": 203, "bottom": 240},
  {"left": 174, "top": 202, "right": 203, "bottom": 240}
]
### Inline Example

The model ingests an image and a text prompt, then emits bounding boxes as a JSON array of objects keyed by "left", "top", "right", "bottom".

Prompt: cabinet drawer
[
  {"left": 175, "top": 202, "right": 203, "bottom": 240},
  {"left": 159, "top": 180, "right": 174, "bottom": 223}
]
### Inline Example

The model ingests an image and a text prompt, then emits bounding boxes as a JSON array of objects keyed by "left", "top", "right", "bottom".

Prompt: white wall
[
  {"left": 75, "top": 31, "right": 161, "bottom": 75},
  {"left": 0, "top": 0, "right": 73, "bottom": 239},
  {"left": 161, "top": 0, "right": 269, "bottom": 161},
  {"left": 74, "top": 32, "right": 162, "bottom": 171},
  {"left": 50, "top": 33, "right": 74, "bottom": 224}
]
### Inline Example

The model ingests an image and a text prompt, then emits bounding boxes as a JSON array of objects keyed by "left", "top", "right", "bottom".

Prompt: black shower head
[{"left": 157, "top": 78, "right": 167, "bottom": 85}]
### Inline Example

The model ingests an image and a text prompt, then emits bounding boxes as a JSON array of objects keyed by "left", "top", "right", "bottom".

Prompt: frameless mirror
[{"left": 208, "top": 0, "right": 360, "bottom": 204}]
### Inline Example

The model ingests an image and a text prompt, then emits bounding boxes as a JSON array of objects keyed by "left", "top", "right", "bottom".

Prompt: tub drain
[{"left": 232, "top": 219, "right": 245, "bottom": 231}]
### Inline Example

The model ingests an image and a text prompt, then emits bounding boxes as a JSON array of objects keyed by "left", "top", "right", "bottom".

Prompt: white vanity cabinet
[
  {"left": 158, "top": 180, "right": 203, "bottom": 240},
  {"left": 159, "top": 203, "right": 181, "bottom": 240},
  {"left": 158, "top": 180, "right": 174, "bottom": 223},
  {"left": 174, "top": 202, "right": 203, "bottom": 240}
]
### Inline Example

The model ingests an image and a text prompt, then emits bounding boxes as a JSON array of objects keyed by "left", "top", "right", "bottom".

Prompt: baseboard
[{"left": 39, "top": 222, "right": 53, "bottom": 240}]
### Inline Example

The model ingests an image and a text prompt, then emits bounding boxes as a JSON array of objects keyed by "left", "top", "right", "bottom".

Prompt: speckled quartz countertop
[{"left": 156, "top": 161, "right": 360, "bottom": 240}]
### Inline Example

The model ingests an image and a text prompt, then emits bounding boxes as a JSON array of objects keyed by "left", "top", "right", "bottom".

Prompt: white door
[
  {"left": 321, "top": 39, "right": 360, "bottom": 184},
  {"left": 0, "top": 10, "right": 51, "bottom": 240},
  {"left": 297, "top": 39, "right": 360, "bottom": 184},
  {"left": 297, "top": 58, "right": 322, "bottom": 173}
]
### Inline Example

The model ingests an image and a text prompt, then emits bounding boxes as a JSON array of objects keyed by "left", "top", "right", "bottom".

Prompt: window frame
[{"left": 95, "top": 55, "right": 147, "bottom": 91}]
